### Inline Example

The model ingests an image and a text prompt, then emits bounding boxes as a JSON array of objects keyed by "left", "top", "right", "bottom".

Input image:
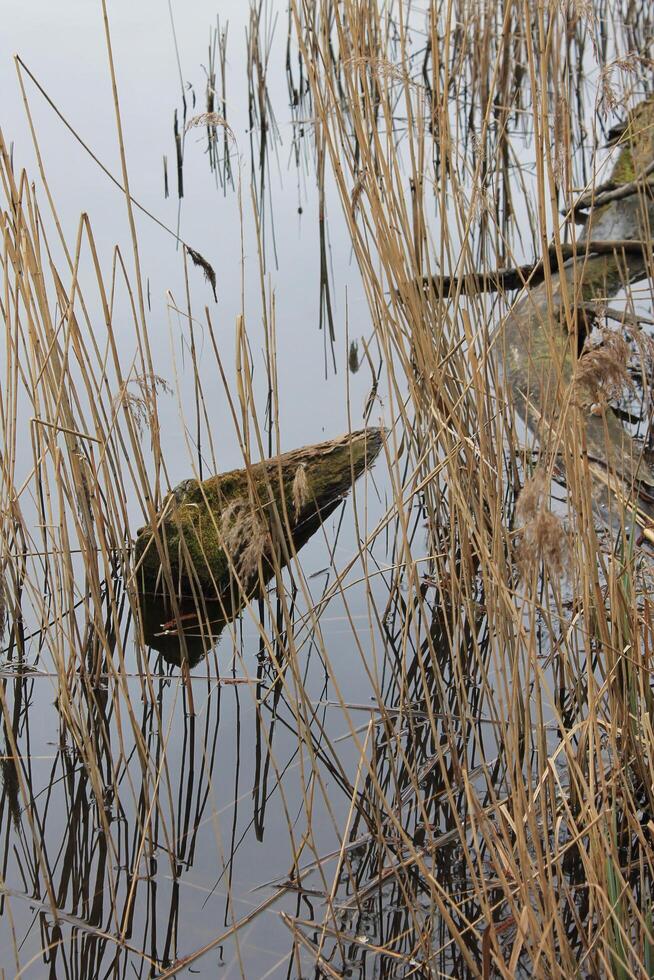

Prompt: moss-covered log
[
  {"left": 135, "top": 428, "right": 383, "bottom": 664},
  {"left": 500, "top": 97, "right": 654, "bottom": 525}
]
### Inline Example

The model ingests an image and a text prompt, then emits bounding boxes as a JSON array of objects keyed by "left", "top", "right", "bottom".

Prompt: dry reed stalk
[
  {"left": 3, "top": 0, "right": 654, "bottom": 976},
  {"left": 288, "top": 0, "right": 654, "bottom": 975}
]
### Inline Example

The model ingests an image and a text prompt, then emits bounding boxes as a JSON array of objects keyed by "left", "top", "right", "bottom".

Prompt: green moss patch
[{"left": 135, "top": 428, "right": 383, "bottom": 598}]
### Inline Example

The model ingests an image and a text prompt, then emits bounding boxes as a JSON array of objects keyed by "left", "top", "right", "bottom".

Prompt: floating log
[
  {"left": 134, "top": 428, "right": 383, "bottom": 665},
  {"left": 500, "top": 97, "right": 654, "bottom": 531}
]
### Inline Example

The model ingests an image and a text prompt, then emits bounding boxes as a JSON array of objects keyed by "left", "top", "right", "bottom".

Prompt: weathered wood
[
  {"left": 420, "top": 239, "right": 652, "bottom": 297},
  {"left": 135, "top": 428, "right": 383, "bottom": 664},
  {"left": 570, "top": 151, "right": 654, "bottom": 213}
]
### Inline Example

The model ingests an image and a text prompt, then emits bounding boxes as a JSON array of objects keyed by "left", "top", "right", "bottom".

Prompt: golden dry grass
[{"left": 1, "top": 0, "right": 654, "bottom": 976}]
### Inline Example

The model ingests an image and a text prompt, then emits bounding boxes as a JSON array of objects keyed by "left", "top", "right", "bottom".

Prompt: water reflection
[
  {"left": 0, "top": 582, "right": 404, "bottom": 977},
  {"left": 139, "top": 590, "right": 229, "bottom": 666},
  {"left": 2, "top": 0, "right": 653, "bottom": 976}
]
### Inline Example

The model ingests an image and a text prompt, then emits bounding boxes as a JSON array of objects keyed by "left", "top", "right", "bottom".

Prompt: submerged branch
[{"left": 134, "top": 429, "right": 384, "bottom": 665}]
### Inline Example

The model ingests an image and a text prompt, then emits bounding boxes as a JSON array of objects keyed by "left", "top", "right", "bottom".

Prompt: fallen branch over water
[
  {"left": 416, "top": 238, "right": 652, "bottom": 297},
  {"left": 570, "top": 157, "right": 654, "bottom": 214}
]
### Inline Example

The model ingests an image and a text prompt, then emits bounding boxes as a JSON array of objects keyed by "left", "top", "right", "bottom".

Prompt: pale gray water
[
  {"left": 1, "top": 1, "right": 652, "bottom": 976},
  {"left": 0, "top": 4, "right": 399, "bottom": 977}
]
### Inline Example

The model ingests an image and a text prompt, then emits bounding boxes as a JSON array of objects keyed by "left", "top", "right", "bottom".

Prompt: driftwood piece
[
  {"left": 134, "top": 428, "right": 383, "bottom": 664},
  {"left": 570, "top": 149, "right": 654, "bottom": 214},
  {"left": 569, "top": 170, "right": 654, "bottom": 216},
  {"left": 405, "top": 107, "right": 654, "bottom": 300},
  {"left": 421, "top": 239, "right": 652, "bottom": 297}
]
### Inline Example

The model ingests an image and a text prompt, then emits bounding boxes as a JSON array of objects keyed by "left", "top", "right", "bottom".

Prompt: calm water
[
  {"left": 0, "top": 3, "right": 402, "bottom": 977},
  {"left": 1, "top": 1, "right": 652, "bottom": 976}
]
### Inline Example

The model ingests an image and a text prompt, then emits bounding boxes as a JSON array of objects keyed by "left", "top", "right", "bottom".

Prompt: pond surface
[
  {"left": 0, "top": 3, "right": 406, "bottom": 976},
  {"left": 1, "top": 1, "right": 653, "bottom": 977}
]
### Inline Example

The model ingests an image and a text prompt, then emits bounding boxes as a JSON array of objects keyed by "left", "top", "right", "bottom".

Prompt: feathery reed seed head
[
  {"left": 292, "top": 463, "right": 310, "bottom": 517},
  {"left": 575, "top": 329, "right": 632, "bottom": 405},
  {"left": 220, "top": 497, "right": 270, "bottom": 581},
  {"left": 516, "top": 472, "right": 568, "bottom": 577}
]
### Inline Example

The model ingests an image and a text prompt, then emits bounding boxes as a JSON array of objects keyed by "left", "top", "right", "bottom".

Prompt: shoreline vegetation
[
  {"left": 502, "top": 97, "right": 654, "bottom": 532},
  {"left": 2, "top": 0, "right": 654, "bottom": 976}
]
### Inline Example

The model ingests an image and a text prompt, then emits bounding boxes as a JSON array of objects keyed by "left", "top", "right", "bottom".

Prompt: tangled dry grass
[
  {"left": 515, "top": 472, "right": 569, "bottom": 578},
  {"left": 1, "top": 0, "right": 654, "bottom": 977}
]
